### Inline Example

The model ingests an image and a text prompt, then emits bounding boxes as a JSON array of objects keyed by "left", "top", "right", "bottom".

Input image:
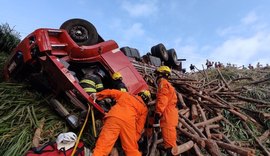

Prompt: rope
[{"left": 70, "top": 103, "right": 91, "bottom": 156}]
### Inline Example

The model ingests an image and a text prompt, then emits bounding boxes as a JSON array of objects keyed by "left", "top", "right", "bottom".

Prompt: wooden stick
[
  {"left": 205, "top": 139, "right": 222, "bottom": 156},
  {"left": 171, "top": 140, "right": 194, "bottom": 155},
  {"left": 212, "top": 129, "right": 234, "bottom": 145},
  {"left": 207, "top": 124, "right": 220, "bottom": 129},
  {"left": 179, "top": 114, "right": 206, "bottom": 138},
  {"left": 194, "top": 115, "right": 223, "bottom": 128},
  {"left": 191, "top": 104, "right": 198, "bottom": 120},
  {"left": 201, "top": 64, "right": 209, "bottom": 82},
  {"left": 186, "top": 87, "right": 225, "bottom": 107},
  {"left": 211, "top": 134, "right": 223, "bottom": 140},
  {"left": 179, "top": 108, "right": 190, "bottom": 115},
  {"left": 235, "top": 95, "right": 270, "bottom": 105},
  {"left": 205, "top": 126, "right": 212, "bottom": 138},
  {"left": 193, "top": 144, "right": 204, "bottom": 156},
  {"left": 213, "top": 83, "right": 225, "bottom": 93},
  {"left": 177, "top": 92, "right": 188, "bottom": 109},
  {"left": 258, "top": 130, "right": 270, "bottom": 142},
  {"left": 249, "top": 77, "right": 270, "bottom": 85},
  {"left": 216, "top": 68, "right": 231, "bottom": 90},
  {"left": 178, "top": 118, "right": 197, "bottom": 135},
  {"left": 201, "top": 79, "right": 219, "bottom": 88},
  {"left": 178, "top": 128, "right": 206, "bottom": 148},
  {"left": 196, "top": 103, "right": 207, "bottom": 121},
  {"left": 216, "top": 141, "right": 255, "bottom": 156},
  {"left": 184, "top": 110, "right": 190, "bottom": 119},
  {"left": 229, "top": 109, "right": 248, "bottom": 121},
  {"left": 260, "top": 113, "right": 270, "bottom": 119},
  {"left": 242, "top": 122, "right": 270, "bottom": 156}
]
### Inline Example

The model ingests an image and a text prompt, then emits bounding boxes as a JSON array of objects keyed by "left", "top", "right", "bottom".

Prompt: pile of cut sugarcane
[
  {"left": 1, "top": 49, "right": 269, "bottom": 156},
  {"left": 165, "top": 67, "right": 270, "bottom": 155}
]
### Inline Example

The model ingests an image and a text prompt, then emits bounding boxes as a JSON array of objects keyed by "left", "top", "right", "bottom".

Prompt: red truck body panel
[{"left": 3, "top": 28, "right": 148, "bottom": 114}]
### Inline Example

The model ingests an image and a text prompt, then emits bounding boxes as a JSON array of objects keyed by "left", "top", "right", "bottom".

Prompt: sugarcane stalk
[
  {"left": 235, "top": 95, "right": 270, "bottom": 105},
  {"left": 179, "top": 108, "right": 190, "bottom": 115},
  {"left": 177, "top": 92, "right": 187, "bottom": 109},
  {"left": 194, "top": 115, "right": 223, "bottom": 128},
  {"left": 32, "top": 117, "right": 45, "bottom": 147},
  {"left": 258, "top": 130, "right": 270, "bottom": 142},
  {"left": 249, "top": 77, "right": 270, "bottom": 85},
  {"left": 178, "top": 128, "right": 206, "bottom": 148},
  {"left": 179, "top": 114, "right": 206, "bottom": 138},
  {"left": 229, "top": 109, "right": 248, "bottom": 121},
  {"left": 216, "top": 68, "right": 231, "bottom": 91},
  {"left": 205, "top": 126, "right": 211, "bottom": 138},
  {"left": 207, "top": 124, "right": 220, "bottom": 129},
  {"left": 193, "top": 144, "right": 204, "bottom": 156},
  {"left": 205, "top": 139, "right": 222, "bottom": 156},
  {"left": 171, "top": 140, "right": 194, "bottom": 155},
  {"left": 196, "top": 103, "right": 207, "bottom": 120},
  {"left": 213, "top": 83, "right": 225, "bottom": 93},
  {"left": 211, "top": 134, "right": 223, "bottom": 140},
  {"left": 178, "top": 118, "right": 197, "bottom": 135},
  {"left": 242, "top": 122, "right": 270, "bottom": 156},
  {"left": 191, "top": 104, "right": 198, "bottom": 120},
  {"left": 216, "top": 141, "right": 255, "bottom": 156}
]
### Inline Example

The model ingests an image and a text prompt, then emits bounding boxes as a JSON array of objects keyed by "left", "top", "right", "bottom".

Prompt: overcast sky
[{"left": 1, "top": 0, "right": 270, "bottom": 71}]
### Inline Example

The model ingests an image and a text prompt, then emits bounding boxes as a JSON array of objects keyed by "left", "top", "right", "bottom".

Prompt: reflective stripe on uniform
[
  {"left": 120, "top": 88, "right": 127, "bottom": 92},
  {"left": 80, "top": 79, "right": 96, "bottom": 86},
  {"left": 96, "top": 84, "right": 104, "bottom": 89},
  {"left": 83, "top": 88, "right": 97, "bottom": 93}
]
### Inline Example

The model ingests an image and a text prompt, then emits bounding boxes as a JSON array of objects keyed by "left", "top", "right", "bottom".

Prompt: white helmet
[{"left": 56, "top": 132, "right": 77, "bottom": 151}]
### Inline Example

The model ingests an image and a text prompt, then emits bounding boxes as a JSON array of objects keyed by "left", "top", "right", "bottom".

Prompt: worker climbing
[
  {"left": 80, "top": 67, "right": 105, "bottom": 94},
  {"left": 91, "top": 89, "right": 151, "bottom": 156},
  {"left": 153, "top": 66, "right": 179, "bottom": 156},
  {"left": 111, "top": 72, "right": 128, "bottom": 92}
]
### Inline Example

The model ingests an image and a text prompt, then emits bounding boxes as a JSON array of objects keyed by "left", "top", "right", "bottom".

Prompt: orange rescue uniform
[
  {"left": 93, "top": 89, "right": 148, "bottom": 156},
  {"left": 156, "top": 78, "right": 178, "bottom": 149}
]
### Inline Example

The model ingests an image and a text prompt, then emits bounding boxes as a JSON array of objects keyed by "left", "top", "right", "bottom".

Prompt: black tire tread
[{"left": 60, "top": 18, "right": 99, "bottom": 46}]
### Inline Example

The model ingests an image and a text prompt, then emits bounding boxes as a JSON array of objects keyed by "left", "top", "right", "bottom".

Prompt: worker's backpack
[{"left": 25, "top": 141, "right": 89, "bottom": 156}]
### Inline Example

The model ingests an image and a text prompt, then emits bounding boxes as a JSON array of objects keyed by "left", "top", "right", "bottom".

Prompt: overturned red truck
[
  {"left": 3, "top": 19, "right": 185, "bottom": 129},
  {"left": 3, "top": 18, "right": 187, "bottom": 155}
]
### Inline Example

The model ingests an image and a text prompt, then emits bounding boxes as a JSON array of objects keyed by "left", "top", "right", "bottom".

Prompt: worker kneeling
[{"left": 92, "top": 89, "right": 151, "bottom": 156}]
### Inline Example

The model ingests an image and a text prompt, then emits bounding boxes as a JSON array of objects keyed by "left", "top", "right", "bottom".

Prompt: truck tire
[
  {"left": 167, "top": 48, "right": 179, "bottom": 66},
  {"left": 120, "top": 46, "right": 140, "bottom": 59},
  {"left": 120, "top": 47, "right": 132, "bottom": 57},
  {"left": 142, "top": 54, "right": 161, "bottom": 67},
  {"left": 60, "top": 18, "right": 99, "bottom": 46},
  {"left": 151, "top": 43, "right": 168, "bottom": 62}
]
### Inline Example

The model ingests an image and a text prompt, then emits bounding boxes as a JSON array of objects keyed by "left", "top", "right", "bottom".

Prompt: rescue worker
[
  {"left": 153, "top": 66, "right": 178, "bottom": 156},
  {"left": 80, "top": 67, "right": 113, "bottom": 112},
  {"left": 110, "top": 72, "right": 128, "bottom": 155},
  {"left": 91, "top": 89, "right": 151, "bottom": 156},
  {"left": 111, "top": 72, "right": 128, "bottom": 92},
  {"left": 79, "top": 67, "right": 105, "bottom": 94}
]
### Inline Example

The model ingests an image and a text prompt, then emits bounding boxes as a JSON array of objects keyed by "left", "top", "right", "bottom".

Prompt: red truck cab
[{"left": 4, "top": 21, "right": 148, "bottom": 116}]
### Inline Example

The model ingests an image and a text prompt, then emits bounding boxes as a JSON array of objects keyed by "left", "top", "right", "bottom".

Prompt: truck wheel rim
[{"left": 70, "top": 26, "right": 88, "bottom": 42}]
